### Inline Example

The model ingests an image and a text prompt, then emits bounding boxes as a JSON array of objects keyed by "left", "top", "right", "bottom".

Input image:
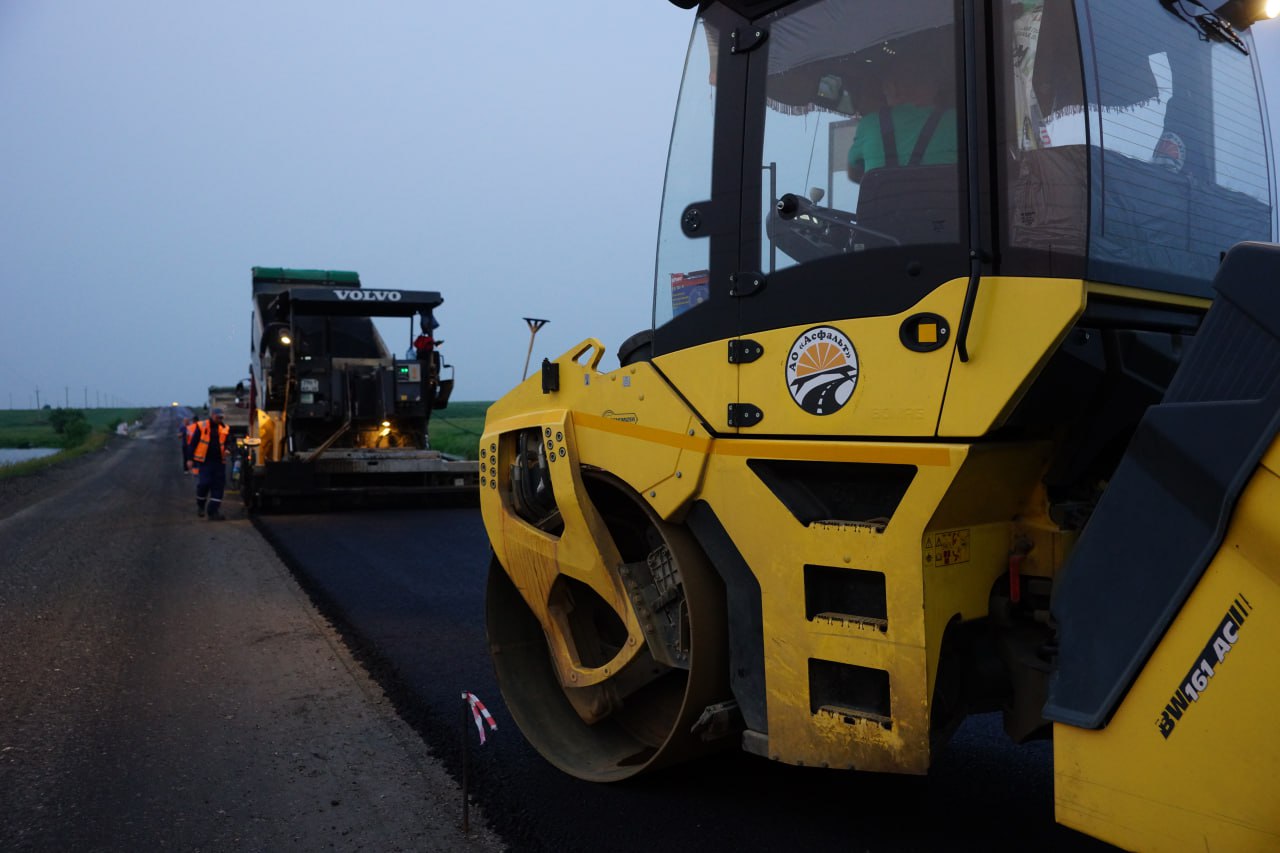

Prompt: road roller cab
[{"left": 481, "top": 1, "right": 1280, "bottom": 847}]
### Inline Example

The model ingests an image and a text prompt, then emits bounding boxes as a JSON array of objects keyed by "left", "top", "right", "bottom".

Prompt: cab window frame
[
  {"left": 651, "top": 0, "right": 978, "bottom": 357},
  {"left": 736, "top": 0, "right": 973, "bottom": 341}
]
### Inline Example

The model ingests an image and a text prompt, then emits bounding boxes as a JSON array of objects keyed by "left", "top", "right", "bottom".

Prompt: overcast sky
[
  {"left": 4, "top": 4, "right": 1280, "bottom": 409},
  {"left": 0, "top": 1, "right": 691, "bottom": 409}
]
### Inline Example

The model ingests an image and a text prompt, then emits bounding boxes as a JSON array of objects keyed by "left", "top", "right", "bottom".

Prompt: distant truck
[
  {"left": 206, "top": 384, "right": 250, "bottom": 440},
  {"left": 241, "top": 267, "right": 477, "bottom": 508}
]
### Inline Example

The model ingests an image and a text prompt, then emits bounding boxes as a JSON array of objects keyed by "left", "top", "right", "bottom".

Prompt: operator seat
[{"left": 855, "top": 164, "right": 959, "bottom": 245}]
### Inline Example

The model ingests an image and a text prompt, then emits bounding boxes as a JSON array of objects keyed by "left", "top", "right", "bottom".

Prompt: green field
[
  {"left": 0, "top": 407, "right": 146, "bottom": 479},
  {"left": 0, "top": 408, "right": 145, "bottom": 448},
  {"left": 0, "top": 403, "right": 489, "bottom": 476},
  {"left": 429, "top": 401, "right": 490, "bottom": 460}
]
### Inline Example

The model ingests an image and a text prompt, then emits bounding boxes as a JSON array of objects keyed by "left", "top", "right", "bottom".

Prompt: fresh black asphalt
[{"left": 257, "top": 506, "right": 1114, "bottom": 852}]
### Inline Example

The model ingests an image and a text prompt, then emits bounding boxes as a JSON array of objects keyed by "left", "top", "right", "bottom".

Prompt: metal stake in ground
[
  {"left": 521, "top": 318, "right": 550, "bottom": 381},
  {"left": 460, "top": 695, "right": 470, "bottom": 834},
  {"left": 459, "top": 691, "right": 497, "bottom": 834}
]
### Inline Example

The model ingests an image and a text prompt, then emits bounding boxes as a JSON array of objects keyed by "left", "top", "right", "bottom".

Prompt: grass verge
[
  {"left": 0, "top": 407, "right": 144, "bottom": 481},
  {"left": 428, "top": 401, "right": 490, "bottom": 460},
  {"left": 0, "top": 408, "right": 144, "bottom": 446}
]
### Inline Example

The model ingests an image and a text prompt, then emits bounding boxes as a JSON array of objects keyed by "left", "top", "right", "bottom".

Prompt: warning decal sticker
[{"left": 923, "top": 529, "right": 970, "bottom": 568}]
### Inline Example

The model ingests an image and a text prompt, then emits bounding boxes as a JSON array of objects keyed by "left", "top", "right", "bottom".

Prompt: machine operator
[{"left": 846, "top": 57, "right": 957, "bottom": 182}]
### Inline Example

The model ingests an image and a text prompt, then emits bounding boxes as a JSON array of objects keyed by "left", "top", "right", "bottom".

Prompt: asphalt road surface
[
  {"left": 0, "top": 409, "right": 1114, "bottom": 851},
  {"left": 258, "top": 506, "right": 1117, "bottom": 853},
  {"left": 0, "top": 411, "right": 501, "bottom": 852}
]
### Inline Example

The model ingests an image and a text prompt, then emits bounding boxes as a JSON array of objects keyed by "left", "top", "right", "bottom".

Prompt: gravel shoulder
[{"left": 0, "top": 409, "right": 502, "bottom": 852}]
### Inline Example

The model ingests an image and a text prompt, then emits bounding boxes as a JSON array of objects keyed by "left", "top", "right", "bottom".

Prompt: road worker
[
  {"left": 179, "top": 414, "right": 194, "bottom": 473},
  {"left": 183, "top": 415, "right": 201, "bottom": 475},
  {"left": 411, "top": 309, "right": 441, "bottom": 443},
  {"left": 187, "top": 408, "right": 231, "bottom": 520}
]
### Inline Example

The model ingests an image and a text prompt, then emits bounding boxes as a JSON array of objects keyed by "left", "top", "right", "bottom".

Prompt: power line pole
[{"left": 34, "top": 386, "right": 40, "bottom": 409}]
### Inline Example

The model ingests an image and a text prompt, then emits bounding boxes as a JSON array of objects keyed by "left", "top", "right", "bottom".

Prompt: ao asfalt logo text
[
  {"left": 785, "top": 326, "right": 859, "bottom": 416},
  {"left": 1156, "top": 594, "right": 1252, "bottom": 740}
]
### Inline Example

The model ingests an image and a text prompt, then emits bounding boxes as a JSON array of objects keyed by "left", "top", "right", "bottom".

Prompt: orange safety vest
[
  {"left": 184, "top": 422, "right": 200, "bottom": 472},
  {"left": 192, "top": 420, "right": 231, "bottom": 464}
]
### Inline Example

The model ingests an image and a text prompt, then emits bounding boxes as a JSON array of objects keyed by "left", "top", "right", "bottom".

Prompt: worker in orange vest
[
  {"left": 182, "top": 415, "right": 200, "bottom": 475},
  {"left": 186, "top": 408, "right": 231, "bottom": 520},
  {"left": 179, "top": 414, "right": 191, "bottom": 472}
]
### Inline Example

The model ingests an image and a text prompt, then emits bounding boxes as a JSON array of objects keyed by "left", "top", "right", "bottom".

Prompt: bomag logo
[
  {"left": 786, "top": 326, "right": 859, "bottom": 415},
  {"left": 333, "top": 289, "right": 402, "bottom": 302}
]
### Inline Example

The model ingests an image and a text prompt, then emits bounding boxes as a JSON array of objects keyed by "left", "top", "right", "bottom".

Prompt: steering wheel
[{"left": 767, "top": 192, "right": 900, "bottom": 263}]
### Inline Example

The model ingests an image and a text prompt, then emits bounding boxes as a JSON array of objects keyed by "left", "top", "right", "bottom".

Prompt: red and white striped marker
[{"left": 462, "top": 692, "right": 497, "bottom": 744}]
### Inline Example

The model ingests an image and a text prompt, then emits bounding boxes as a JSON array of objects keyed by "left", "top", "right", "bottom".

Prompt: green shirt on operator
[{"left": 847, "top": 104, "right": 958, "bottom": 182}]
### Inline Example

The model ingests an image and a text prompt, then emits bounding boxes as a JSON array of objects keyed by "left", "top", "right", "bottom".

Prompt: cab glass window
[
  {"left": 1081, "top": 0, "right": 1274, "bottom": 293},
  {"left": 654, "top": 18, "right": 718, "bottom": 329},
  {"left": 758, "top": 0, "right": 962, "bottom": 274},
  {"left": 999, "top": 0, "right": 1088, "bottom": 270}
]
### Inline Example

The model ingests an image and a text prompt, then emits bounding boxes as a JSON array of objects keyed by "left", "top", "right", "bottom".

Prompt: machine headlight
[{"left": 1216, "top": 0, "right": 1280, "bottom": 27}]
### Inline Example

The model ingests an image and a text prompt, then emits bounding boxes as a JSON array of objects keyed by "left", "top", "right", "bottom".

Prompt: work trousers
[{"left": 196, "top": 463, "right": 227, "bottom": 515}]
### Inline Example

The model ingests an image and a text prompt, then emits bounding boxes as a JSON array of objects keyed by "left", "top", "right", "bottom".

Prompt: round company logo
[{"left": 785, "top": 326, "right": 859, "bottom": 415}]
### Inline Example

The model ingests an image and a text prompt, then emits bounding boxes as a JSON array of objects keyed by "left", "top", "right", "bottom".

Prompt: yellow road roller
[{"left": 480, "top": 1, "right": 1280, "bottom": 848}]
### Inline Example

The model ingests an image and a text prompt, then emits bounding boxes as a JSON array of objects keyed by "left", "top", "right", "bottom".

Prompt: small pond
[{"left": 0, "top": 448, "right": 60, "bottom": 466}]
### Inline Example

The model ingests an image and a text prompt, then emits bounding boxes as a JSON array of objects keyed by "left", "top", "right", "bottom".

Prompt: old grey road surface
[{"left": 0, "top": 411, "right": 501, "bottom": 852}]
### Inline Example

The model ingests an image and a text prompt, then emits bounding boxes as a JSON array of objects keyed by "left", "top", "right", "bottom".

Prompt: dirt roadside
[{"left": 0, "top": 410, "right": 503, "bottom": 852}]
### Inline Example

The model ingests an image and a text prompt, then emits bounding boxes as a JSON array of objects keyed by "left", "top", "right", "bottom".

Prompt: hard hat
[{"left": 211, "top": 407, "right": 224, "bottom": 416}]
